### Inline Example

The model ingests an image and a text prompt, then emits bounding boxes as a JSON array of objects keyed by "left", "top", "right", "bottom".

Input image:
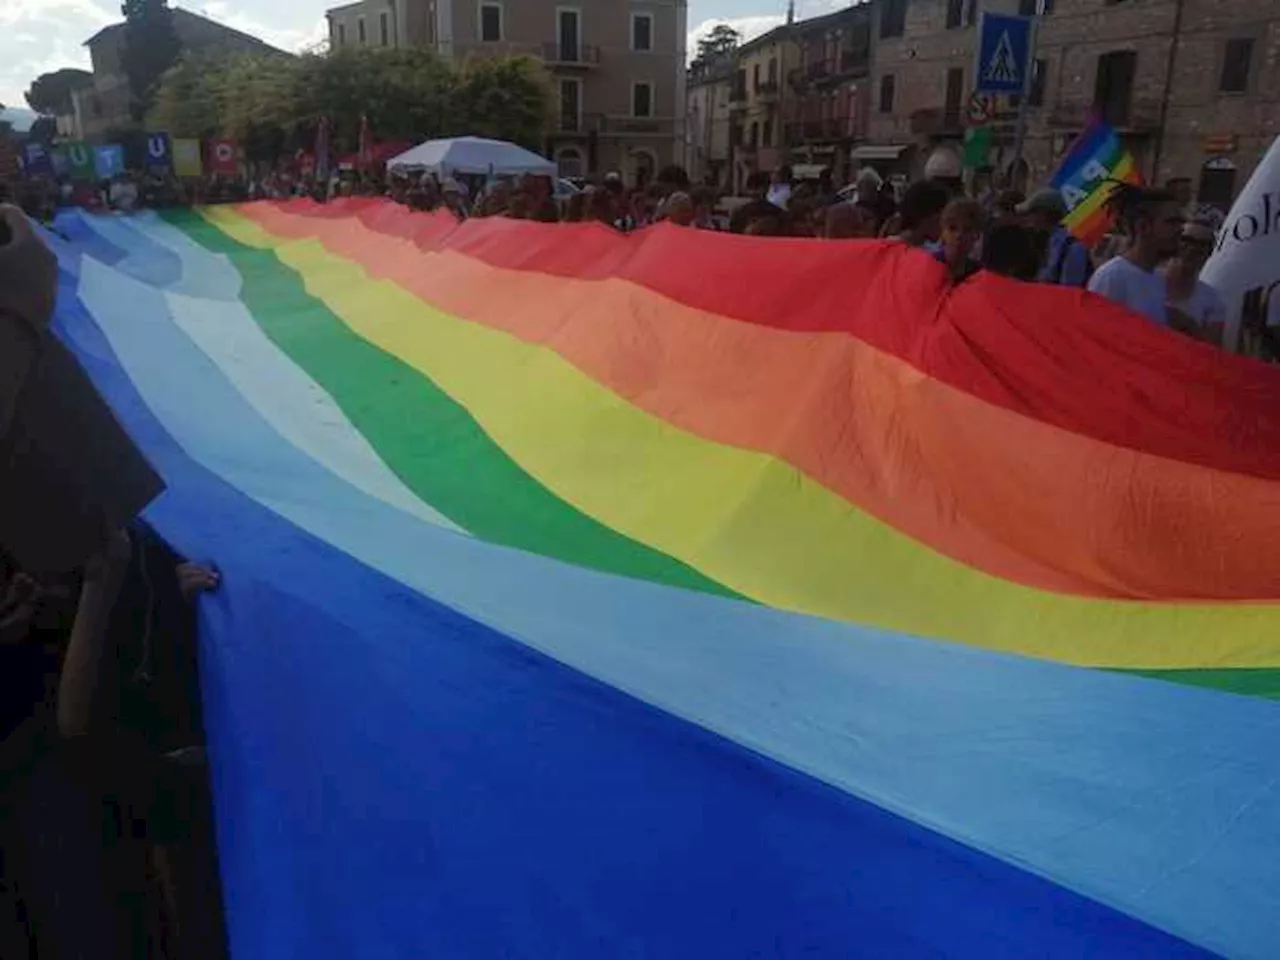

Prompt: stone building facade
[
  {"left": 686, "top": 57, "right": 734, "bottom": 187},
  {"left": 328, "top": 0, "right": 688, "bottom": 183},
  {"left": 728, "top": 26, "right": 797, "bottom": 191},
  {"left": 860, "top": 0, "right": 1280, "bottom": 203},
  {"left": 70, "top": 9, "right": 286, "bottom": 142},
  {"left": 785, "top": 5, "right": 874, "bottom": 185}
]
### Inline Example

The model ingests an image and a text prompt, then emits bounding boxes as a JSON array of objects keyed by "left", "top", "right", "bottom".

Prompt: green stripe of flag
[{"left": 163, "top": 209, "right": 741, "bottom": 599}]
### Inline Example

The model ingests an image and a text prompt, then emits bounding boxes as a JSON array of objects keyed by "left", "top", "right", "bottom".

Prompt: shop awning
[{"left": 849, "top": 144, "right": 910, "bottom": 161}]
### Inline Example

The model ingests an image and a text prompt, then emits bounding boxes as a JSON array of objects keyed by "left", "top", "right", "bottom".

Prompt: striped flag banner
[
  {"left": 1049, "top": 113, "right": 1142, "bottom": 245},
  {"left": 41, "top": 201, "right": 1280, "bottom": 960}
]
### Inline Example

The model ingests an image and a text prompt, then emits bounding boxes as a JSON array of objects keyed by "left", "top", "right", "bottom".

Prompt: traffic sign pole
[{"left": 1010, "top": 15, "right": 1039, "bottom": 188}]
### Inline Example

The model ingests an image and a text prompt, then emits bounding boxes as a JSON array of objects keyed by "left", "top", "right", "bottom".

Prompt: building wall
[
  {"left": 685, "top": 66, "right": 732, "bottom": 185},
  {"left": 861, "top": 0, "right": 1280, "bottom": 203},
  {"left": 1158, "top": 0, "right": 1280, "bottom": 197},
  {"left": 328, "top": 0, "right": 402, "bottom": 49},
  {"left": 785, "top": 8, "right": 873, "bottom": 184},
  {"left": 730, "top": 29, "right": 798, "bottom": 189},
  {"left": 328, "top": 0, "right": 686, "bottom": 179},
  {"left": 451, "top": 0, "right": 688, "bottom": 181},
  {"left": 79, "top": 10, "right": 287, "bottom": 141}
]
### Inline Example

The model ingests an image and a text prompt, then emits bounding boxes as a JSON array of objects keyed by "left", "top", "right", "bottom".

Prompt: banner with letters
[
  {"left": 145, "top": 132, "right": 173, "bottom": 173},
  {"left": 93, "top": 144, "right": 125, "bottom": 179},
  {"left": 1201, "top": 135, "right": 1280, "bottom": 353},
  {"left": 21, "top": 142, "right": 53, "bottom": 177},
  {"left": 207, "top": 138, "right": 238, "bottom": 176},
  {"left": 66, "top": 141, "right": 95, "bottom": 181},
  {"left": 173, "top": 138, "right": 203, "bottom": 177},
  {"left": 50, "top": 148, "right": 70, "bottom": 178}
]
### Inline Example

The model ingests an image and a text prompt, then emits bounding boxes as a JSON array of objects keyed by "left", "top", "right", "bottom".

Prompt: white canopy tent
[{"left": 386, "top": 136, "right": 556, "bottom": 178}]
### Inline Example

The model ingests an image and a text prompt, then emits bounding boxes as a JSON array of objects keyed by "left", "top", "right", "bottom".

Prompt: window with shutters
[
  {"left": 559, "top": 79, "right": 581, "bottom": 132},
  {"left": 879, "top": 73, "right": 895, "bottom": 113},
  {"left": 944, "top": 67, "right": 963, "bottom": 126},
  {"left": 1220, "top": 38, "right": 1254, "bottom": 94},
  {"left": 480, "top": 2, "right": 502, "bottom": 42},
  {"left": 1094, "top": 50, "right": 1136, "bottom": 126},
  {"left": 632, "top": 12, "right": 653, "bottom": 52},
  {"left": 633, "top": 82, "right": 654, "bottom": 118},
  {"left": 880, "top": 0, "right": 906, "bottom": 39}
]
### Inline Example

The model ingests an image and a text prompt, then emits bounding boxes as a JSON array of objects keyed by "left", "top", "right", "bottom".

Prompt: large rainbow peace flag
[{"left": 45, "top": 200, "right": 1280, "bottom": 958}]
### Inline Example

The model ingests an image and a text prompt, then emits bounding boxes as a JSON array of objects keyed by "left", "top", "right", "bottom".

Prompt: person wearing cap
[
  {"left": 1163, "top": 219, "right": 1226, "bottom": 345},
  {"left": 1020, "top": 187, "right": 1092, "bottom": 287}
]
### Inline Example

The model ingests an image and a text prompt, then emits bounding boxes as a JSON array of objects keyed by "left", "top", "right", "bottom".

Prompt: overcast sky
[{"left": 0, "top": 0, "right": 847, "bottom": 111}]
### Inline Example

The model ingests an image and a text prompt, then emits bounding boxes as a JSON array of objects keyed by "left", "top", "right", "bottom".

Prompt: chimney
[{"left": 786, "top": 0, "right": 795, "bottom": 24}]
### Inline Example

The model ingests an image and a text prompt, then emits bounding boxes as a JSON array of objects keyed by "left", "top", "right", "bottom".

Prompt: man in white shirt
[
  {"left": 1087, "top": 184, "right": 1184, "bottom": 326},
  {"left": 1163, "top": 220, "right": 1227, "bottom": 344}
]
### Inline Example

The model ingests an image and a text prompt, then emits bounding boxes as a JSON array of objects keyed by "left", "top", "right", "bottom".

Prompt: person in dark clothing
[
  {"left": 982, "top": 224, "right": 1050, "bottom": 281},
  {"left": 893, "top": 180, "right": 950, "bottom": 247},
  {"left": 729, "top": 172, "right": 785, "bottom": 234},
  {"left": 0, "top": 203, "right": 227, "bottom": 960}
]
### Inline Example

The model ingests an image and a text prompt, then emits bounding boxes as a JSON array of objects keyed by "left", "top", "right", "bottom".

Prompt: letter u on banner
[{"left": 146, "top": 133, "right": 173, "bottom": 173}]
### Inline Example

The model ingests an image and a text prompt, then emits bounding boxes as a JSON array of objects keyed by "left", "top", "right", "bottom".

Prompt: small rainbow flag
[{"left": 1049, "top": 113, "right": 1142, "bottom": 245}]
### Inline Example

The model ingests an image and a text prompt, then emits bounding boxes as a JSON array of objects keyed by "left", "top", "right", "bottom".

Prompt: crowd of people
[
  {"left": 2, "top": 149, "right": 1265, "bottom": 356},
  {"left": 0, "top": 203, "right": 226, "bottom": 959},
  {"left": 380, "top": 162, "right": 1239, "bottom": 348}
]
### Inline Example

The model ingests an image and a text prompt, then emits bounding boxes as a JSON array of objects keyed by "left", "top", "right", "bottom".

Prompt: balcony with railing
[
  {"left": 789, "top": 51, "right": 870, "bottom": 90},
  {"left": 784, "top": 116, "right": 862, "bottom": 142},
  {"left": 755, "top": 80, "right": 780, "bottom": 102},
  {"left": 541, "top": 42, "right": 601, "bottom": 68},
  {"left": 595, "top": 115, "right": 676, "bottom": 137}
]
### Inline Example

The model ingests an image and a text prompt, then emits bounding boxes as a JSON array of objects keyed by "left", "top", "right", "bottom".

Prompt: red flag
[{"left": 207, "top": 139, "right": 238, "bottom": 176}]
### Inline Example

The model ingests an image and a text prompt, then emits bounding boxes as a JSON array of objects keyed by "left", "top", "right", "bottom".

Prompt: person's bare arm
[{"left": 57, "top": 531, "right": 131, "bottom": 738}]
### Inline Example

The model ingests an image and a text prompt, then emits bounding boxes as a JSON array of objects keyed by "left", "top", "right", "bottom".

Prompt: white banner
[{"left": 1201, "top": 136, "right": 1280, "bottom": 352}]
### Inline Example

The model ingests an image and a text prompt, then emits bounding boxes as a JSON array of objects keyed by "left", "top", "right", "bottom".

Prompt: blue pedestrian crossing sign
[{"left": 976, "top": 13, "right": 1032, "bottom": 94}]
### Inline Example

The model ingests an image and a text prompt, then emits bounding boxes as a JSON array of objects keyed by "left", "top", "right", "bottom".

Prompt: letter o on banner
[{"left": 1235, "top": 214, "right": 1259, "bottom": 243}]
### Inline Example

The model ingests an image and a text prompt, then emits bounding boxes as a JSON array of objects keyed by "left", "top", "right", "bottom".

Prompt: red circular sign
[{"left": 966, "top": 92, "right": 995, "bottom": 125}]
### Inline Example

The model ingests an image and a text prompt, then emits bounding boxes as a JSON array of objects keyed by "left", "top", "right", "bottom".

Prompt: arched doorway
[
  {"left": 556, "top": 147, "right": 584, "bottom": 179},
  {"left": 1005, "top": 157, "right": 1030, "bottom": 193},
  {"left": 629, "top": 149, "right": 657, "bottom": 188},
  {"left": 1198, "top": 157, "right": 1237, "bottom": 211}
]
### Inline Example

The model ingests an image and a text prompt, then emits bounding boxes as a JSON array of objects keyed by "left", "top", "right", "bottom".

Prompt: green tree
[
  {"left": 28, "top": 117, "right": 59, "bottom": 144},
  {"left": 452, "top": 55, "right": 553, "bottom": 149},
  {"left": 121, "top": 0, "right": 181, "bottom": 122},
  {"left": 149, "top": 53, "right": 222, "bottom": 138},
  {"left": 147, "top": 47, "right": 554, "bottom": 158},
  {"left": 292, "top": 48, "right": 460, "bottom": 147},
  {"left": 24, "top": 68, "right": 93, "bottom": 115},
  {"left": 694, "top": 24, "right": 741, "bottom": 65}
]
